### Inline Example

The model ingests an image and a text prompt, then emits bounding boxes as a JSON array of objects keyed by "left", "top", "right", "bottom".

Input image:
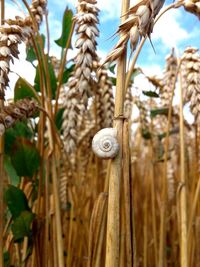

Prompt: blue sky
[
  {"left": 4, "top": 0, "right": 200, "bottom": 99},
  {"left": 47, "top": 0, "right": 200, "bottom": 73}
]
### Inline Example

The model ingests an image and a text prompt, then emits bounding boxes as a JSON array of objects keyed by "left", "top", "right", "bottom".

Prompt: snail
[{"left": 92, "top": 128, "right": 119, "bottom": 159}]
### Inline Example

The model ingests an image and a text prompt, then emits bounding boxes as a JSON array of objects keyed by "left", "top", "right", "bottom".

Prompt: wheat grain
[
  {"left": 30, "top": 0, "right": 47, "bottom": 27},
  {"left": 0, "top": 18, "right": 32, "bottom": 99},
  {"left": 0, "top": 98, "right": 38, "bottom": 135},
  {"left": 95, "top": 63, "right": 114, "bottom": 128},
  {"left": 181, "top": 47, "right": 200, "bottom": 123},
  {"left": 62, "top": 0, "right": 99, "bottom": 156},
  {"left": 160, "top": 49, "right": 178, "bottom": 107},
  {"left": 103, "top": 0, "right": 165, "bottom": 64},
  {"left": 182, "top": 0, "right": 200, "bottom": 19}
]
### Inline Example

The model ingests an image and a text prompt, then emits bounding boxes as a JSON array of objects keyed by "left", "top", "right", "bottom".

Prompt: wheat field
[{"left": 0, "top": 0, "right": 200, "bottom": 266}]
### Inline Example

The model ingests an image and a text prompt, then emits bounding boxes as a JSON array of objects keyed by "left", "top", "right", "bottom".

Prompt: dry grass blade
[{"left": 88, "top": 193, "right": 108, "bottom": 267}]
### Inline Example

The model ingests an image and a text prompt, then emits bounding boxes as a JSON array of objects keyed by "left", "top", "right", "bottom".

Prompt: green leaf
[
  {"left": 62, "top": 65, "right": 74, "bottom": 84},
  {"left": 12, "top": 211, "right": 34, "bottom": 242},
  {"left": 4, "top": 185, "right": 30, "bottom": 219},
  {"left": 3, "top": 251, "right": 10, "bottom": 267},
  {"left": 26, "top": 46, "right": 37, "bottom": 64},
  {"left": 11, "top": 139, "right": 40, "bottom": 177},
  {"left": 14, "top": 78, "right": 36, "bottom": 101},
  {"left": 55, "top": 108, "right": 64, "bottom": 130},
  {"left": 55, "top": 8, "right": 73, "bottom": 48},
  {"left": 34, "top": 57, "right": 57, "bottom": 98},
  {"left": 26, "top": 34, "right": 45, "bottom": 64},
  {"left": 158, "top": 127, "right": 179, "bottom": 140},
  {"left": 5, "top": 121, "right": 33, "bottom": 154},
  {"left": 4, "top": 155, "right": 20, "bottom": 186},
  {"left": 109, "top": 64, "right": 116, "bottom": 74},
  {"left": 150, "top": 108, "right": 169, "bottom": 118},
  {"left": 34, "top": 65, "right": 40, "bottom": 92},
  {"left": 48, "top": 59, "right": 57, "bottom": 99},
  {"left": 110, "top": 77, "right": 116, "bottom": 86},
  {"left": 142, "top": 90, "right": 159, "bottom": 98},
  {"left": 142, "top": 129, "right": 151, "bottom": 139}
]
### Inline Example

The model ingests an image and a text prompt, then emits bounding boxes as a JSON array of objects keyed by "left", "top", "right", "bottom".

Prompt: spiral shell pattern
[{"left": 92, "top": 128, "right": 119, "bottom": 159}]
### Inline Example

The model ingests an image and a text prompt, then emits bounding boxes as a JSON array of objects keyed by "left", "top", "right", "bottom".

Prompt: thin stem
[
  {"left": 54, "top": 20, "right": 75, "bottom": 116},
  {"left": 122, "top": 120, "right": 133, "bottom": 267},
  {"left": 158, "top": 59, "right": 182, "bottom": 267},
  {"left": 178, "top": 59, "right": 188, "bottom": 267},
  {"left": 105, "top": 0, "right": 130, "bottom": 266},
  {"left": 45, "top": 11, "right": 50, "bottom": 55}
]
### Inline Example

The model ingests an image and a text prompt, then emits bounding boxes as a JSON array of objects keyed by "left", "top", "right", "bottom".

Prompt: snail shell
[{"left": 92, "top": 128, "right": 119, "bottom": 159}]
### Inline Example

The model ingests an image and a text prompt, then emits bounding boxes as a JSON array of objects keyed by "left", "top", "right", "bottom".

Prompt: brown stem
[
  {"left": 105, "top": 0, "right": 130, "bottom": 266},
  {"left": 158, "top": 59, "right": 182, "bottom": 267},
  {"left": 178, "top": 59, "right": 188, "bottom": 267}
]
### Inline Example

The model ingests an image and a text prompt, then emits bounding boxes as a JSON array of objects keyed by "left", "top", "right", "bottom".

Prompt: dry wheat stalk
[
  {"left": 181, "top": 47, "right": 200, "bottom": 124},
  {"left": 160, "top": 49, "right": 178, "bottom": 107},
  {"left": 0, "top": 98, "right": 38, "bottom": 135},
  {"left": 103, "top": 0, "right": 165, "bottom": 64},
  {"left": 0, "top": 17, "right": 32, "bottom": 99},
  {"left": 62, "top": 0, "right": 99, "bottom": 156}
]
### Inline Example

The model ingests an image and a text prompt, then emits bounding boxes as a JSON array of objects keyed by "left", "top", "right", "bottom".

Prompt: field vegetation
[{"left": 0, "top": 0, "right": 200, "bottom": 266}]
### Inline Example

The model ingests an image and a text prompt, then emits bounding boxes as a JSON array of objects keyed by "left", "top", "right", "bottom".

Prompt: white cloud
[
  {"left": 65, "top": 0, "right": 120, "bottom": 21},
  {"left": 7, "top": 44, "right": 35, "bottom": 100},
  {"left": 65, "top": 0, "right": 140, "bottom": 21},
  {"left": 5, "top": 2, "right": 27, "bottom": 19},
  {"left": 134, "top": 64, "right": 162, "bottom": 93},
  {"left": 152, "top": 9, "right": 189, "bottom": 49}
]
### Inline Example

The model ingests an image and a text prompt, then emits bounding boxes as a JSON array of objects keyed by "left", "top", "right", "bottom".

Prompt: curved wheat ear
[
  {"left": 160, "top": 49, "right": 178, "bottom": 107},
  {"left": 95, "top": 63, "right": 114, "bottom": 129},
  {"left": 30, "top": 0, "right": 47, "bottom": 27},
  {"left": 78, "top": 117, "right": 95, "bottom": 145},
  {"left": 59, "top": 164, "right": 72, "bottom": 210},
  {"left": 0, "top": 98, "right": 38, "bottom": 135},
  {"left": 103, "top": 0, "right": 165, "bottom": 64},
  {"left": 0, "top": 18, "right": 32, "bottom": 99},
  {"left": 62, "top": 0, "right": 99, "bottom": 156},
  {"left": 182, "top": 0, "right": 200, "bottom": 19},
  {"left": 181, "top": 47, "right": 200, "bottom": 124}
]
